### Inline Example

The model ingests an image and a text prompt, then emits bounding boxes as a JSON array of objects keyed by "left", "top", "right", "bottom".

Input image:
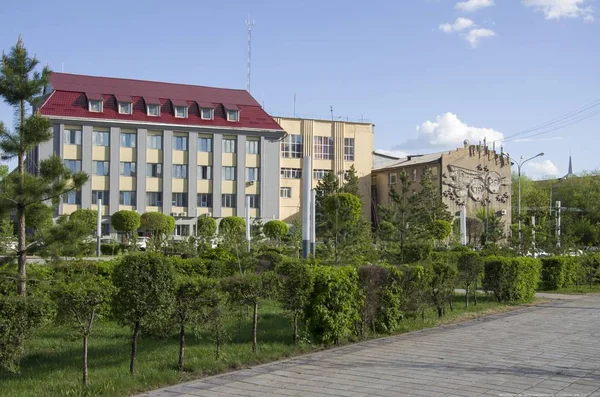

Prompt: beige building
[
  {"left": 273, "top": 117, "right": 374, "bottom": 221},
  {"left": 371, "top": 144, "right": 512, "bottom": 237}
]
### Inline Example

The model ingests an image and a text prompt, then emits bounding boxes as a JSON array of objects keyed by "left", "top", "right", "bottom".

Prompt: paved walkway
[{"left": 139, "top": 294, "right": 600, "bottom": 397}]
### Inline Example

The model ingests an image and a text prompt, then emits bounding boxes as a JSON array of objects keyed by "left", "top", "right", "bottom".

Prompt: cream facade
[
  {"left": 274, "top": 117, "right": 374, "bottom": 221},
  {"left": 372, "top": 145, "right": 512, "bottom": 237}
]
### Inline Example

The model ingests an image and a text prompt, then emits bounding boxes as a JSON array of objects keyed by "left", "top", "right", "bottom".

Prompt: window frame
[
  {"left": 172, "top": 164, "right": 188, "bottom": 179},
  {"left": 314, "top": 136, "right": 334, "bottom": 160},
  {"left": 281, "top": 134, "right": 303, "bottom": 158},
  {"left": 173, "top": 136, "right": 188, "bottom": 151},
  {"left": 118, "top": 101, "right": 133, "bottom": 115},
  {"left": 344, "top": 137, "right": 355, "bottom": 161},
  {"left": 120, "top": 132, "right": 136, "bottom": 148},
  {"left": 88, "top": 99, "right": 103, "bottom": 113},
  {"left": 92, "top": 190, "right": 109, "bottom": 205},
  {"left": 172, "top": 193, "right": 188, "bottom": 207},
  {"left": 247, "top": 194, "right": 259, "bottom": 209},
  {"left": 246, "top": 167, "right": 259, "bottom": 182},
  {"left": 119, "top": 162, "right": 137, "bottom": 177},
  {"left": 147, "top": 104, "right": 161, "bottom": 116},
  {"left": 198, "top": 137, "right": 213, "bottom": 152},
  {"left": 197, "top": 193, "right": 213, "bottom": 208},
  {"left": 389, "top": 173, "right": 398, "bottom": 185},
  {"left": 222, "top": 166, "right": 236, "bottom": 181},
  {"left": 221, "top": 194, "right": 236, "bottom": 208},
  {"left": 119, "top": 191, "right": 136, "bottom": 206},
  {"left": 146, "top": 192, "right": 163, "bottom": 207},
  {"left": 200, "top": 108, "right": 214, "bottom": 120},
  {"left": 92, "top": 161, "right": 110, "bottom": 176},
  {"left": 146, "top": 163, "right": 163, "bottom": 178},
  {"left": 222, "top": 139, "right": 236, "bottom": 153},
  {"left": 64, "top": 159, "right": 82, "bottom": 173},
  {"left": 147, "top": 134, "right": 163, "bottom": 149},
  {"left": 64, "top": 129, "right": 82, "bottom": 145},
  {"left": 280, "top": 187, "right": 292, "bottom": 198},
  {"left": 198, "top": 165, "right": 212, "bottom": 180},
  {"left": 174, "top": 106, "right": 188, "bottom": 118},
  {"left": 65, "top": 191, "right": 82, "bottom": 205},
  {"left": 226, "top": 109, "right": 240, "bottom": 122},
  {"left": 246, "top": 140, "right": 260, "bottom": 155},
  {"left": 93, "top": 131, "right": 110, "bottom": 147}
]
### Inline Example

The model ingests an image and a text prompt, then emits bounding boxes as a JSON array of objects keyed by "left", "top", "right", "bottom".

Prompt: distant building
[
  {"left": 273, "top": 117, "right": 374, "bottom": 222},
  {"left": 563, "top": 155, "right": 576, "bottom": 179},
  {"left": 371, "top": 144, "right": 512, "bottom": 237}
]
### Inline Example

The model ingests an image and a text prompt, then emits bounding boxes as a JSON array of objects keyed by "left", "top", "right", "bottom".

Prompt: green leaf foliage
[
  {"left": 540, "top": 257, "right": 577, "bottom": 290},
  {"left": 219, "top": 217, "right": 245, "bottom": 237},
  {"left": 263, "top": 220, "right": 288, "bottom": 241},
  {"left": 357, "top": 265, "right": 403, "bottom": 334},
  {"left": 399, "top": 264, "right": 431, "bottom": 318},
  {"left": 304, "top": 265, "right": 363, "bottom": 345},
  {"left": 483, "top": 256, "right": 541, "bottom": 302},
  {"left": 69, "top": 209, "right": 98, "bottom": 236},
  {"left": 111, "top": 210, "right": 141, "bottom": 234},
  {"left": 429, "top": 262, "right": 457, "bottom": 317},
  {"left": 197, "top": 217, "right": 217, "bottom": 240}
]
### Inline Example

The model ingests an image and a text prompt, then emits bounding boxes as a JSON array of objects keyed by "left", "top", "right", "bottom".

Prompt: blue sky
[{"left": 1, "top": 0, "right": 598, "bottom": 179}]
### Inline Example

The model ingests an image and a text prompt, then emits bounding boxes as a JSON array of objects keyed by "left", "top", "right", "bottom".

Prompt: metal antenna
[
  {"left": 245, "top": 16, "right": 255, "bottom": 93},
  {"left": 330, "top": 105, "right": 334, "bottom": 121}
]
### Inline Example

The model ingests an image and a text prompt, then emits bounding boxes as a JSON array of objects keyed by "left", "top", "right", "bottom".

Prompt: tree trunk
[
  {"left": 130, "top": 321, "right": 140, "bottom": 375},
  {"left": 437, "top": 306, "right": 443, "bottom": 318},
  {"left": 465, "top": 285, "right": 469, "bottom": 307},
  {"left": 215, "top": 325, "right": 221, "bottom": 360},
  {"left": 292, "top": 311, "right": 298, "bottom": 345},
  {"left": 474, "top": 279, "right": 478, "bottom": 306},
  {"left": 421, "top": 308, "right": 425, "bottom": 321},
  {"left": 82, "top": 334, "right": 89, "bottom": 386},
  {"left": 178, "top": 323, "right": 185, "bottom": 371},
  {"left": 252, "top": 301, "right": 258, "bottom": 353},
  {"left": 449, "top": 295, "right": 454, "bottom": 312},
  {"left": 17, "top": 100, "right": 26, "bottom": 296}
]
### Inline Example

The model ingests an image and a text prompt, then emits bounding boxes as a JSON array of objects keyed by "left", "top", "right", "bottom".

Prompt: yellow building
[{"left": 273, "top": 117, "right": 374, "bottom": 221}]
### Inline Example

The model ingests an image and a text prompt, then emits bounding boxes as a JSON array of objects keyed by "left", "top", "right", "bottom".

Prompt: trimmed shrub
[
  {"left": 402, "top": 242, "right": 432, "bottom": 263},
  {"left": 400, "top": 264, "right": 431, "bottom": 319},
  {"left": 197, "top": 217, "right": 217, "bottom": 241},
  {"left": 171, "top": 257, "right": 207, "bottom": 277},
  {"left": 540, "top": 257, "right": 575, "bottom": 290},
  {"left": 219, "top": 217, "right": 246, "bottom": 237},
  {"left": 357, "top": 265, "right": 403, "bottom": 335},
  {"left": 483, "top": 256, "right": 541, "bottom": 302},
  {"left": 304, "top": 266, "right": 363, "bottom": 345},
  {"left": 263, "top": 220, "right": 289, "bottom": 241},
  {"left": 100, "top": 243, "right": 121, "bottom": 256},
  {"left": 111, "top": 210, "right": 141, "bottom": 242}
]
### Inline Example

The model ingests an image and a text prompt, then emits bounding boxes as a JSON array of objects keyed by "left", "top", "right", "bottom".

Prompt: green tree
[
  {"left": 140, "top": 212, "right": 175, "bottom": 250},
  {"left": 384, "top": 170, "right": 413, "bottom": 262},
  {"left": 38, "top": 214, "right": 95, "bottom": 258},
  {"left": 111, "top": 210, "right": 141, "bottom": 245},
  {"left": 111, "top": 253, "right": 175, "bottom": 374},
  {"left": 69, "top": 209, "right": 98, "bottom": 236},
  {"left": 276, "top": 260, "right": 314, "bottom": 344},
  {"left": 52, "top": 263, "right": 114, "bottom": 385},
  {"left": 219, "top": 216, "right": 246, "bottom": 237},
  {"left": 341, "top": 164, "right": 360, "bottom": 196},
  {"left": 431, "top": 219, "right": 452, "bottom": 245},
  {"left": 400, "top": 264, "right": 431, "bottom": 320},
  {"left": 263, "top": 220, "right": 289, "bottom": 242},
  {"left": 323, "top": 192, "right": 364, "bottom": 265},
  {"left": 0, "top": 39, "right": 88, "bottom": 295},
  {"left": 429, "top": 262, "right": 457, "bottom": 317},
  {"left": 25, "top": 203, "right": 53, "bottom": 236},
  {"left": 411, "top": 167, "right": 452, "bottom": 240},
  {"left": 197, "top": 217, "right": 217, "bottom": 249},
  {"left": 457, "top": 252, "right": 483, "bottom": 306},
  {"left": 357, "top": 265, "right": 403, "bottom": 335},
  {"left": 314, "top": 171, "right": 340, "bottom": 235}
]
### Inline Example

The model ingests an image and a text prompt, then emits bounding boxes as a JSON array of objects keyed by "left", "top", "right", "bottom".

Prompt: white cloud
[
  {"left": 394, "top": 112, "right": 503, "bottom": 150},
  {"left": 439, "top": 17, "right": 475, "bottom": 33},
  {"left": 523, "top": 0, "right": 595, "bottom": 21},
  {"left": 527, "top": 160, "right": 560, "bottom": 177},
  {"left": 456, "top": 0, "right": 495, "bottom": 12},
  {"left": 464, "top": 28, "right": 497, "bottom": 48}
]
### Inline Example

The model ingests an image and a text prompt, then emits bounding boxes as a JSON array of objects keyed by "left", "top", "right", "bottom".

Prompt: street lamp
[{"left": 516, "top": 152, "right": 545, "bottom": 251}]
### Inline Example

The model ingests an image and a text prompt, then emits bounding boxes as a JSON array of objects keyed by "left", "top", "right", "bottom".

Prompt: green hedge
[
  {"left": 100, "top": 243, "right": 122, "bottom": 256},
  {"left": 483, "top": 256, "right": 541, "bottom": 302},
  {"left": 540, "top": 257, "right": 577, "bottom": 290}
]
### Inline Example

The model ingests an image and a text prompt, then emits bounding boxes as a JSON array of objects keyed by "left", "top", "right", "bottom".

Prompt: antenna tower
[{"left": 245, "top": 17, "right": 255, "bottom": 93}]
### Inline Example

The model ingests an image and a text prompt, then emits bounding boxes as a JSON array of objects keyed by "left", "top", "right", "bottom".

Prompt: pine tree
[
  {"left": 0, "top": 37, "right": 88, "bottom": 295},
  {"left": 341, "top": 165, "right": 360, "bottom": 197},
  {"left": 411, "top": 167, "right": 452, "bottom": 240},
  {"left": 314, "top": 171, "right": 340, "bottom": 236}
]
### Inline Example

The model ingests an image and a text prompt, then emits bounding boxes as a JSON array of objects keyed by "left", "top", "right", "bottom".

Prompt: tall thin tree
[{"left": 0, "top": 37, "right": 87, "bottom": 295}]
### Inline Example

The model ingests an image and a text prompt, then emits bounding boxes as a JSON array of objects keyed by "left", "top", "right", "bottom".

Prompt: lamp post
[{"left": 516, "top": 152, "right": 544, "bottom": 252}]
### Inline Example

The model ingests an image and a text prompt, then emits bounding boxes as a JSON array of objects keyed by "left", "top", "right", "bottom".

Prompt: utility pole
[
  {"left": 96, "top": 199, "right": 102, "bottom": 256},
  {"left": 531, "top": 215, "right": 536, "bottom": 253},
  {"left": 245, "top": 17, "right": 255, "bottom": 93},
  {"left": 245, "top": 196, "right": 251, "bottom": 253},
  {"left": 516, "top": 152, "right": 545, "bottom": 252},
  {"left": 556, "top": 200, "right": 561, "bottom": 249}
]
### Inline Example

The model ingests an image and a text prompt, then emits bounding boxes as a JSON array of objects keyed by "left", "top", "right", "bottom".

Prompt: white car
[{"left": 136, "top": 236, "right": 149, "bottom": 251}]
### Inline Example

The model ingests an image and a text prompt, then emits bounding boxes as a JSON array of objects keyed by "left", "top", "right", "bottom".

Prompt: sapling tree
[
  {"left": 111, "top": 253, "right": 175, "bottom": 374},
  {"left": 276, "top": 259, "right": 314, "bottom": 344},
  {"left": 430, "top": 262, "right": 457, "bottom": 317},
  {"left": 457, "top": 252, "right": 483, "bottom": 307},
  {"left": 52, "top": 263, "right": 114, "bottom": 385},
  {"left": 111, "top": 210, "right": 141, "bottom": 246},
  {"left": 140, "top": 212, "right": 175, "bottom": 251}
]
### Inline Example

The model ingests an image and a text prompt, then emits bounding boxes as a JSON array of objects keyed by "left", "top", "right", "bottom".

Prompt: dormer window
[
  {"left": 147, "top": 104, "right": 160, "bottom": 116},
  {"left": 227, "top": 110, "right": 240, "bottom": 122},
  {"left": 174, "top": 106, "right": 188, "bottom": 118},
  {"left": 118, "top": 102, "right": 132, "bottom": 115},
  {"left": 89, "top": 100, "right": 103, "bottom": 112},
  {"left": 200, "top": 108, "right": 214, "bottom": 120},
  {"left": 223, "top": 104, "right": 240, "bottom": 122}
]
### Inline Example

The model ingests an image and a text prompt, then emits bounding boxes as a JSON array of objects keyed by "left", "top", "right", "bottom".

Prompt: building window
[
  {"left": 247, "top": 194, "right": 259, "bottom": 209},
  {"left": 147, "top": 192, "right": 163, "bottom": 206},
  {"left": 88, "top": 100, "right": 103, "bottom": 113},
  {"left": 93, "top": 161, "right": 110, "bottom": 176},
  {"left": 120, "top": 162, "right": 136, "bottom": 177},
  {"left": 198, "top": 165, "right": 212, "bottom": 180},
  {"left": 197, "top": 193, "right": 213, "bottom": 208},
  {"left": 174, "top": 224, "right": 190, "bottom": 237},
  {"left": 344, "top": 138, "right": 355, "bottom": 161},
  {"left": 93, "top": 131, "right": 110, "bottom": 147},
  {"left": 146, "top": 163, "right": 162, "bottom": 178},
  {"left": 147, "top": 104, "right": 160, "bottom": 116},
  {"left": 172, "top": 193, "right": 188, "bottom": 207},
  {"left": 198, "top": 137, "right": 212, "bottom": 152},
  {"left": 64, "top": 159, "right": 82, "bottom": 173},
  {"left": 172, "top": 164, "right": 188, "bottom": 179},
  {"left": 200, "top": 108, "right": 214, "bottom": 120},
  {"left": 314, "top": 136, "right": 334, "bottom": 160},
  {"left": 246, "top": 140, "right": 259, "bottom": 154},
  {"left": 223, "top": 167, "right": 236, "bottom": 181},
  {"left": 412, "top": 169, "right": 417, "bottom": 182},
  {"left": 281, "top": 135, "right": 303, "bottom": 158},
  {"left": 92, "top": 190, "right": 109, "bottom": 205},
  {"left": 64, "top": 129, "right": 82, "bottom": 145},
  {"left": 313, "top": 169, "right": 330, "bottom": 180},
  {"left": 221, "top": 194, "right": 236, "bottom": 208},
  {"left": 65, "top": 191, "right": 82, "bottom": 205},
  {"left": 118, "top": 102, "right": 132, "bottom": 115},
  {"left": 174, "top": 106, "right": 188, "bottom": 118},
  {"left": 119, "top": 191, "right": 136, "bottom": 206},
  {"left": 246, "top": 167, "right": 259, "bottom": 182},
  {"left": 389, "top": 173, "right": 397, "bottom": 185},
  {"left": 101, "top": 223, "right": 110, "bottom": 236},
  {"left": 280, "top": 187, "right": 292, "bottom": 198},
  {"left": 222, "top": 139, "right": 236, "bottom": 153},
  {"left": 147, "top": 134, "right": 162, "bottom": 149},
  {"left": 173, "top": 136, "right": 188, "bottom": 151},
  {"left": 280, "top": 168, "right": 302, "bottom": 179},
  {"left": 226, "top": 110, "right": 240, "bottom": 122},
  {"left": 120, "top": 132, "right": 136, "bottom": 148}
]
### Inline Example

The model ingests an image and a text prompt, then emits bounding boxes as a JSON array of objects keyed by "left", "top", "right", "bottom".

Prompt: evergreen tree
[
  {"left": 314, "top": 171, "right": 340, "bottom": 236},
  {"left": 411, "top": 167, "right": 452, "bottom": 239},
  {"left": 341, "top": 165, "right": 360, "bottom": 197},
  {"left": 0, "top": 37, "right": 87, "bottom": 295}
]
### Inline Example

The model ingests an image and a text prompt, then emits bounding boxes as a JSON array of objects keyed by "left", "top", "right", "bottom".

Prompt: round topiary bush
[
  {"left": 263, "top": 220, "right": 288, "bottom": 241},
  {"left": 197, "top": 217, "right": 217, "bottom": 240},
  {"left": 219, "top": 217, "right": 245, "bottom": 237}
]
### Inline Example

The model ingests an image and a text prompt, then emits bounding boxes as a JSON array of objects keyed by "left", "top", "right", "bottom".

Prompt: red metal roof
[
  {"left": 85, "top": 92, "right": 103, "bottom": 100},
  {"left": 41, "top": 73, "right": 283, "bottom": 131},
  {"left": 114, "top": 94, "right": 133, "bottom": 103}
]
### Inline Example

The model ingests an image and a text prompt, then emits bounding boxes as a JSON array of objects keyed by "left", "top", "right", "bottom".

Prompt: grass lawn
[{"left": 2, "top": 294, "right": 523, "bottom": 397}]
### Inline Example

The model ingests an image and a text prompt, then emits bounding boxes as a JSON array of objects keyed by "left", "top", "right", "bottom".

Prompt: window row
[
  {"left": 279, "top": 135, "right": 356, "bottom": 161},
  {"left": 86, "top": 98, "right": 240, "bottom": 122},
  {"left": 281, "top": 167, "right": 302, "bottom": 179},
  {"left": 64, "top": 130, "right": 259, "bottom": 154},
  {"left": 69, "top": 191, "right": 260, "bottom": 209},
  {"left": 90, "top": 162, "right": 259, "bottom": 181}
]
